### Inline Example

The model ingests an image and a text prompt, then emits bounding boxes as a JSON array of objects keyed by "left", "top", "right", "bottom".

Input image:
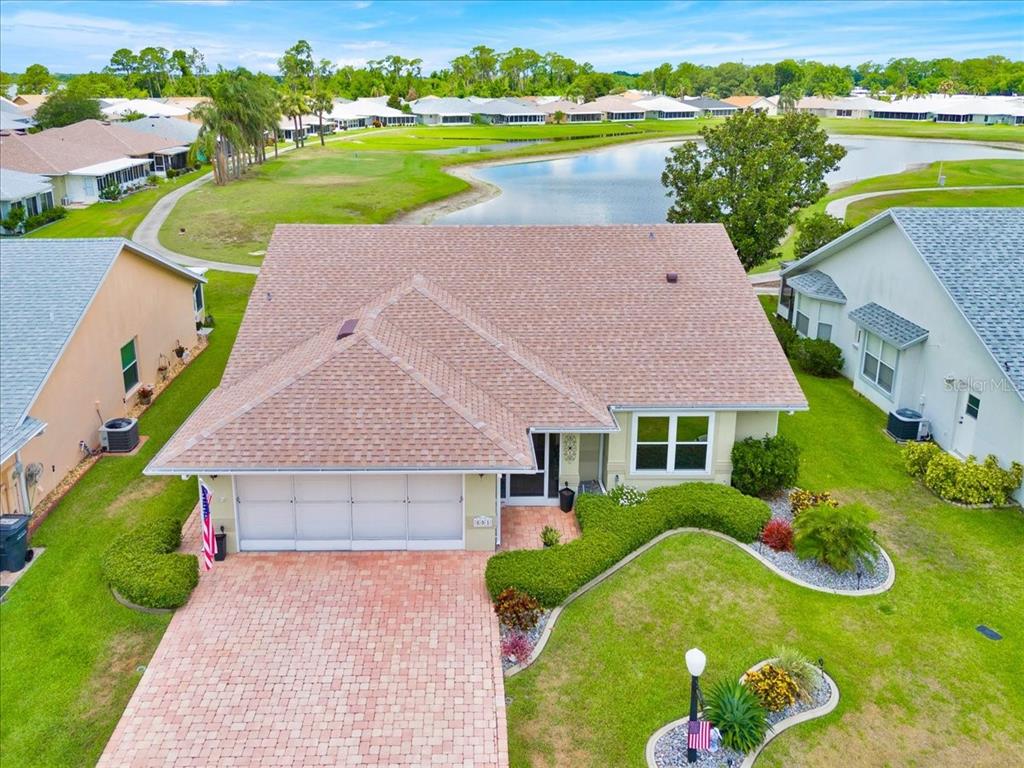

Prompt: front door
[
  {"left": 952, "top": 391, "right": 980, "bottom": 458},
  {"left": 505, "top": 433, "right": 559, "bottom": 505}
]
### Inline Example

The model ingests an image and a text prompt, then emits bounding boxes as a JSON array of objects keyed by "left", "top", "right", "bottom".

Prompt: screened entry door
[{"left": 505, "top": 433, "right": 559, "bottom": 505}]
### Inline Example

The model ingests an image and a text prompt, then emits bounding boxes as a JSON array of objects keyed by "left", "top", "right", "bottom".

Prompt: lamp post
[{"left": 685, "top": 647, "right": 706, "bottom": 763}]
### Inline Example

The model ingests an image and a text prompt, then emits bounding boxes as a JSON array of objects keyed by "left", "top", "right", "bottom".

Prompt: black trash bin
[
  {"left": 558, "top": 485, "right": 576, "bottom": 513},
  {"left": 0, "top": 515, "right": 31, "bottom": 572},
  {"left": 214, "top": 528, "right": 227, "bottom": 562}
]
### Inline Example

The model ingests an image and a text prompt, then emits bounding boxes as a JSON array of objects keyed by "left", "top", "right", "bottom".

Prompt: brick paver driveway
[{"left": 100, "top": 550, "right": 507, "bottom": 767}]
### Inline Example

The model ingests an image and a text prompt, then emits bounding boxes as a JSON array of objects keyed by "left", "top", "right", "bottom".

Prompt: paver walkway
[
  {"left": 99, "top": 545, "right": 508, "bottom": 767},
  {"left": 500, "top": 506, "right": 580, "bottom": 550}
]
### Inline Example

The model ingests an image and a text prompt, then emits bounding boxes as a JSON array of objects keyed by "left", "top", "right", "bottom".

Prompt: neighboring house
[
  {"left": 476, "top": 98, "right": 546, "bottom": 125},
  {"left": 0, "top": 120, "right": 188, "bottom": 204},
  {"left": 779, "top": 208, "right": 1024, "bottom": 501},
  {"left": 119, "top": 115, "right": 201, "bottom": 146},
  {"left": 723, "top": 95, "right": 778, "bottom": 115},
  {"left": 881, "top": 95, "right": 1024, "bottom": 125},
  {"left": 564, "top": 102, "right": 605, "bottom": 122},
  {"left": 0, "top": 168, "right": 55, "bottom": 232},
  {"left": 591, "top": 95, "right": 647, "bottom": 121},
  {"left": 147, "top": 224, "right": 805, "bottom": 553},
  {"left": 531, "top": 99, "right": 596, "bottom": 123},
  {"left": 795, "top": 95, "right": 889, "bottom": 119},
  {"left": 0, "top": 97, "right": 35, "bottom": 133},
  {"left": 0, "top": 238, "right": 206, "bottom": 517},
  {"left": 328, "top": 98, "right": 416, "bottom": 128},
  {"left": 410, "top": 97, "right": 475, "bottom": 125},
  {"left": 634, "top": 95, "right": 700, "bottom": 119},
  {"left": 10, "top": 93, "right": 47, "bottom": 116},
  {"left": 682, "top": 97, "right": 739, "bottom": 117},
  {"left": 101, "top": 98, "right": 191, "bottom": 120},
  {"left": 277, "top": 115, "right": 323, "bottom": 141}
]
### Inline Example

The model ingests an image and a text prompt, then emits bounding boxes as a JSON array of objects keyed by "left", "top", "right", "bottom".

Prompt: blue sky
[{"left": 1, "top": 1, "right": 1021, "bottom": 74}]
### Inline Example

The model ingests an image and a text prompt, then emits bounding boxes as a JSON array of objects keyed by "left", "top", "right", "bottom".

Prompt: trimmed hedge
[
  {"left": 769, "top": 313, "right": 798, "bottom": 356},
  {"left": 485, "top": 483, "right": 770, "bottom": 607},
  {"left": 102, "top": 516, "right": 198, "bottom": 609},
  {"left": 730, "top": 434, "right": 801, "bottom": 497},
  {"left": 791, "top": 338, "right": 844, "bottom": 377},
  {"left": 902, "top": 442, "right": 1023, "bottom": 505}
]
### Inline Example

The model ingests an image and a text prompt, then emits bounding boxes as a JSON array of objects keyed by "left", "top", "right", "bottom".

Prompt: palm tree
[
  {"left": 280, "top": 89, "right": 309, "bottom": 148},
  {"left": 309, "top": 88, "right": 334, "bottom": 146}
]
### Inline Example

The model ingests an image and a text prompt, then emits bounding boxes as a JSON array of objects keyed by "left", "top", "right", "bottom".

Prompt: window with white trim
[
  {"left": 121, "top": 338, "right": 139, "bottom": 392},
  {"left": 193, "top": 282, "right": 204, "bottom": 313},
  {"left": 861, "top": 331, "right": 897, "bottom": 394},
  {"left": 632, "top": 413, "right": 712, "bottom": 473}
]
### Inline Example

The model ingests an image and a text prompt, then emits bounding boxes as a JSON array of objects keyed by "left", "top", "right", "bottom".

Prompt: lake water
[
  {"left": 423, "top": 139, "right": 550, "bottom": 155},
  {"left": 436, "top": 136, "right": 1021, "bottom": 225}
]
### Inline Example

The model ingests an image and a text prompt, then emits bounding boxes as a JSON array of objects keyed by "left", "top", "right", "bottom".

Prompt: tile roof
[
  {"left": 0, "top": 120, "right": 183, "bottom": 175},
  {"left": 890, "top": 208, "right": 1024, "bottom": 395},
  {"left": 149, "top": 225, "right": 805, "bottom": 473},
  {"left": 0, "top": 238, "right": 203, "bottom": 460},
  {"left": 848, "top": 302, "right": 929, "bottom": 350},
  {"left": 786, "top": 269, "right": 847, "bottom": 303}
]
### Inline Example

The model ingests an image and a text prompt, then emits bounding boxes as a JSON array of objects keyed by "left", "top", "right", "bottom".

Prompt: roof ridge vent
[
  {"left": 337, "top": 318, "right": 358, "bottom": 339},
  {"left": 666, "top": 272, "right": 678, "bottom": 283}
]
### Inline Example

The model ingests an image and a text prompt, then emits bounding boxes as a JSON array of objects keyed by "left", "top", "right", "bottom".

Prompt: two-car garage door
[{"left": 236, "top": 474, "right": 464, "bottom": 551}]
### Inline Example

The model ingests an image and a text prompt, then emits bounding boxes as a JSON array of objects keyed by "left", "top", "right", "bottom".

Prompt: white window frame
[
  {"left": 859, "top": 331, "right": 898, "bottom": 397},
  {"left": 121, "top": 337, "right": 140, "bottom": 394},
  {"left": 630, "top": 412, "right": 714, "bottom": 476},
  {"left": 193, "top": 282, "right": 205, "bottom": 313}
]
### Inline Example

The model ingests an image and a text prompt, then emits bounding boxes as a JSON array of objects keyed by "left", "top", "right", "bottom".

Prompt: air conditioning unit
[
  {"left": 60, "top": 197, "right": 71, "bottom": 206},
  {"left": 98, "top": 417, "right": 140, "bottom": 453},
  {"left": 886, "top": 408, "right": 924, "bottom": 441}
]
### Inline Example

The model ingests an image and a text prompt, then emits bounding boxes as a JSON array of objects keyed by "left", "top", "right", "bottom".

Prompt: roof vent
[
  {"left": 649, "top": 231, "right": 655, "bottom": 240},
  {"left": 666, "top": 272, "right": 678, "bottom": 284},
  {"left": 337, "top": 318, "right": 358, "bottom": 339}
]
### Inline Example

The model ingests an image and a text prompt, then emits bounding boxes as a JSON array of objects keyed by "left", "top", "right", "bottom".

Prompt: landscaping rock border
[
  {"left": 504, "top": 527, "right": 894, "bottom": 678},
  {"left": 645, "top": 659, "right": 840, "bottom": 768}
]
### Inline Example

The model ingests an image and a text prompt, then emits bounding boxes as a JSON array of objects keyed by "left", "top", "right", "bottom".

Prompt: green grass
[
  {"left": 25, "top": 169, "right": 208, "bottom": 239},
  {"left": 751, "top": 158, "right": 1024, "bottom": 274},
  {"left": 0, "top": 271, "right": 256, "bottom": 768},
  {"left": 844, "top": 186, "right": 1024, "bottom": 226},
  {"left": 505, "top": 370, "right": 1024, "bottom": 767},
  {"left": 819, "top": 117, "right": 1024, "bottom": 144}
]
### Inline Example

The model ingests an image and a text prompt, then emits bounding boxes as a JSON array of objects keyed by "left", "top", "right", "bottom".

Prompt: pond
[
  {"left": 422, "top": 139, "right": 550, "bottom": 155},
  {"left": 436, "top": 136, "right": 1021, "bottom": 225}
]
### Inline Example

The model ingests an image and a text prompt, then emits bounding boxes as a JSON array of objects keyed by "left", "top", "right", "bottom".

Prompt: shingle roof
[
  {"left": 786, "top": 269, "right": 846, "bottom": 303},
  {"left": 848, "top": 302, "right": 929, "bottom": 350},
  {"left": 683, "top": 97, "right": 738, "bottom": 110},
  {"left": 120, "top": 115, "right": 200, "bottom": 144},
  {"left": 890, "top": 208, "right": 1024, "bottom": 396},
  {"left": 0, "top": 168, "right": 52, "bottom": 202},
  {"left": 148, "top": 224, "right": 805, "bottom": 473},
  {"left": 0, "top": 120, "right": 183, "bottom": 175},
  {"left": 0, "top": 238, "right": 202, "bottom": 460}
]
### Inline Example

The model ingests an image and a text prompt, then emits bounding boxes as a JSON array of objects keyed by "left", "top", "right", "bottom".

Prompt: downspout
[{"left": 15, "top": 450, "right": 31, "bottom": 517}]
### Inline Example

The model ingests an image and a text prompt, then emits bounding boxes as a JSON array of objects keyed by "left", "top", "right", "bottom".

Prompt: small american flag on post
[
  {"left": 688, "top": 719, "right": 711, "bottom": 751},
  {"left": 199, "top": 481, "right": 216, "bottom": 571}
]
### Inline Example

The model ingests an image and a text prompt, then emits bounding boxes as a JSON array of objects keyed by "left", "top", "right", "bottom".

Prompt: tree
[
  {"left": 661, "top": 111, "right": 846, "bottom": 270},
  {"left": 278, "top": 40, "right": 316, "bottom": 147},
  {"left": 18, "top": 64, "right": 57, "bottom": 93},
  {"left": 33, "top": 90, "right": 104, "bottom": 129},
  {"left": 793, "top": 212, "right": 853, "bottom": 259},
  {"left": 778, "top": 82, "right": 803, "bottom": 112}
]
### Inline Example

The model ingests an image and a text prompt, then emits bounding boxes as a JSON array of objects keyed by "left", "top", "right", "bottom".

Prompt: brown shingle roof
[
  {"left": 0, "top": 120, "right": 182, "bottom": 174},
  {"left": 150, "top": 225, "right": 805, "bottom": 472}
]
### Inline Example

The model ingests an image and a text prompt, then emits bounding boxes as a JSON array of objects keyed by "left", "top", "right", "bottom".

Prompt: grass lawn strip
[
  {"left": 843, "top": 186, "right": 1024, "bottom": 225},
  {"left": 0, "top": 271, "right": 256, "bottom": 768},
  {"left": 503, "top": 370, "right": 1024, "bottom": 767}
]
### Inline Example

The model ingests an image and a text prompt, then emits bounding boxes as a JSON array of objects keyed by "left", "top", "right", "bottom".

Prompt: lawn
[
  {"left": 0, "top": 271, "right": 256, "bottom": 768},
  {"left": 818, "top": 117, "right": 1024, "bottom": 145},
  {"left": 25, "top": 169, "right": 208, "bottom": 239},
  {"left": 751, "top": 158, "right": 1024, "bottom": 273},
  {"left": 504, "top": 373, "right": 1024, "bottom": 766},
  {"left": 844, "top": 186, "right": 1024, "bottom": 226}
]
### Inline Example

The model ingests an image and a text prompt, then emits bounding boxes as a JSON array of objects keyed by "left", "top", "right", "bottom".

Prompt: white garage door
[{"left": 236, "top": 474, "right": 464, "bottom": 551}]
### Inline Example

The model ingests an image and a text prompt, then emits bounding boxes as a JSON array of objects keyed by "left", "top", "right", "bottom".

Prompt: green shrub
[
  {"left": 493, "top": 587, "right": 541, "bottom": 631},
  {"left": 704, "top": 677, "right": 769, "bottom": 753},
  {"left": 923, "top": 452, "right": 1023, "bottom": 506},
  {"left": 2, "top": 204, "right": 27, "bottom": 234},
  {"left": 485, "top": 483, "right": 770, "bottom": 607},
  {"left": 902, "top": 441, "right": 941, "bottom": 478},
  {"left": 166, "top": 167, "right": 179, "bottom": 179},
  {"left": 540, "top": 525, "right": 561, "bottom": 548},
  {"left": 23, "top": 206, "right": 67, "bottom": 232},
  {"left": 768, "top": 313, "right": 798, "bottom": 356},
  {"left": 791, "top": 337, "right": 844, "bottom": 377},
  {"left": 771, "top": 646, "right": 818, "bottom": 698},
  {"left": 101, "top": 516, "right": 198, "bottom": 609},
  {"left": 792, "top": 502, "right": 877, "bottom": 573},
  {"left": 730, "top": 435, "right": 800, "bottom": 497},
  {"left": 607, "top": 484, "right": 647, "bottom": 506}
]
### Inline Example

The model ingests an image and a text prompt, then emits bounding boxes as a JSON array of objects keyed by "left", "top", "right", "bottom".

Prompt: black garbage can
[
  {"left": 558, "top": 486, "right": 576, "bottom": 513},
  {"left": 0, "top": 514, "right": 31, "bottom": 572},
  {"left": 214, "top": 529, "right": 227, "bottom": 562}
]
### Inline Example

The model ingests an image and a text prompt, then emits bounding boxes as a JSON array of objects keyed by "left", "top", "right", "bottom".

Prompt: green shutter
[{"left": 120, "top": 340, "right": 136, "bottom": 368}]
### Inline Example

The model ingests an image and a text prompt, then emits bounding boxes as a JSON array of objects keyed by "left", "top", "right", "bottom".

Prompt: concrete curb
[
  {"left": 110, "top": 586, "right": 174, "bottom": 615},
  {"left": 504, "top": 527, "right": 894, "bottom": 678},
  {"left": 644, "top": 659, "right": 840, "bottom": 768}
]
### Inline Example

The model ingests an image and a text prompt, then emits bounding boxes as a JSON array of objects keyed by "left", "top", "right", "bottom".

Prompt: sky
[{"left": 1, "top": 0, "right": 1022, "bottom": 75}]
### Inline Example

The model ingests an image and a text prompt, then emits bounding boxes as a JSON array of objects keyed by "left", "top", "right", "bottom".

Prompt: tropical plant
[
  {"left": 902, "top": 441, "right": 941, "bottom": 478},
  {"left": 730, "top": 435, "right": 801, "bottom": 497},
  {"left": 792, "top": 502, "right": 877, "bottom": 572},
  {"left": 607, "top": 484, "right": 648, "bottom": 507},
  {"left": 922, "top": 452, "right": 1023, "bottom": 506},
  {"left": 500, "top": 631, "right": 532, "bottom": 665},
  {"left": 703, "top": 677, "right": 770, "bottom": 754},
  {"left": 760, "top": 518, "right": 793, "bottom": 551},
  {"left": 494, "top": 587, "right": 541, "bottom": 632},
  {"left": 771, "top": 646, "right": 818, "bottom": 698},
  {"left": 99, "top": 184, "right": 121, "bottom": 201},
  {"left": 744, "top": 664, "right": 799, "bottom": 712},
  {"left": 1, "top": 204, "right": 27, "bottom": 235},
  {"left": 788, "top": 488, "right": 837, "bottom": 515},
  {"left": 540, "top": 526, "right": 561, "bottom": 548}
]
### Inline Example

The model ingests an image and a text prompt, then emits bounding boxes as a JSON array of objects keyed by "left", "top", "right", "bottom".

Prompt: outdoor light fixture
[{"left": 685, "top": 647, "right": 706, "bottom": 763}]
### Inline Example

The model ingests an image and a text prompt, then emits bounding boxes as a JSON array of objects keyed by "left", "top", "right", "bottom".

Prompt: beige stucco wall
[
  {"left": 17, "top": 247, "right": 200, "bottom": 504},
  {"left": 602, "top": 409, "right": 781, "bottom": 491},
  {"left": 0, "top": 456, "right": 22, "bottom": 516},
  {"left": 464, "top": 473, "right": 498, "bottom": 551}
]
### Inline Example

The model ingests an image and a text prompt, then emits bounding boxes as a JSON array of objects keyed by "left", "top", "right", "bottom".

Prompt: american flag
[
  {"left": 200, "top": 481, "right": 216, "bottom": 571},
  {"left": 688, "top": 719, "right": 711, "bottom": 751}
]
